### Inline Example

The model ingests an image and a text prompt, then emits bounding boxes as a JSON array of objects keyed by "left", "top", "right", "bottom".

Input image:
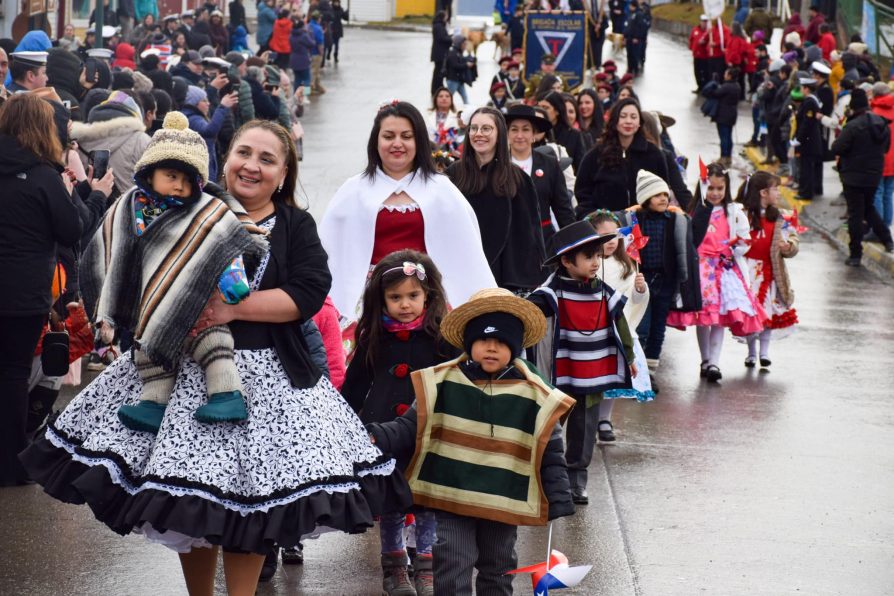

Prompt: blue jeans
[
  {"left": 636, "top": 272, "right": 676, "bottom": 361},
  {"left": 717, "top": 123, "right": 733, "bottom": 158},
  {"left": 293, "top": 68, "right": 311, "bottom": 88},
  {"left": 380, "top": 511, "right": 437, "bottom": 556},
  {"left": 446, "top": 79, "right": 468, "bottom": 105},
  {"left": 874, "top": 176, "right": 894, "bottom": 227}
]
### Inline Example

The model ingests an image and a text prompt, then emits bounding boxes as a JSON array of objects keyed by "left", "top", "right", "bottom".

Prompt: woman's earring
[{"left": 277, "top": 181, "right": 284, "bottom": 192}]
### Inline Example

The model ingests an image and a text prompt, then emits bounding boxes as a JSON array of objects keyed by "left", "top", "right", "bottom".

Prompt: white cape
[{"left": 319, "top": 169, "right": 496, "bottom": 317}]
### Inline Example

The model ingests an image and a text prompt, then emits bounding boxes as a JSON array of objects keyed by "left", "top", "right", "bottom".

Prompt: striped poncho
[
  {"left": 406, "top": 356, "right": 574, "bottom": 526},
  {"left": 530, "top": 272, "right": 631, "bottom": 395},
  {"left": 81, "top": 185, "right": 268, "bottom": 370}
]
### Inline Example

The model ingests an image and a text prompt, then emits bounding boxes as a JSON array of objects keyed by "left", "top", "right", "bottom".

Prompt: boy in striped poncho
[
  {"left": 529, "top": 221, "right": 636, "bottom": 506},
  {"left": 367, "top": 288, "right": 575, "bottom": 595}
]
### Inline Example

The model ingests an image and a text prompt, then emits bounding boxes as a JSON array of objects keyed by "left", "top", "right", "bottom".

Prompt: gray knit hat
[
  {"left": 872, "top": 81, "right": 891, "bottom": 97},
  {"left": 636, "top": 169, "right": 670, "bottom": 206}
]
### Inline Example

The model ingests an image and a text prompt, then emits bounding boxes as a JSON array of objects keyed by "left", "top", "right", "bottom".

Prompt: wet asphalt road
[{"left": 2, "top": 29, "right": 893, "bottom": 596}]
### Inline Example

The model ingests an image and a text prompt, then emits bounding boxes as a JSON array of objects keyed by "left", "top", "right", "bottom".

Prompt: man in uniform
[
  {"left": 525, "top": 53, "right": 568, "bottom": 100},
  {"left": 794, "top": 72, "right": 823, "bottom": 201},
  {"left": 7, "top": 51, "right": 48, "bottom": 93}
]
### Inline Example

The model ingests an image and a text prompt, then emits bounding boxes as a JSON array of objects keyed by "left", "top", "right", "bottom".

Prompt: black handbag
[{"left": 41, "top": 272, "right": 70, "bottom": 377}]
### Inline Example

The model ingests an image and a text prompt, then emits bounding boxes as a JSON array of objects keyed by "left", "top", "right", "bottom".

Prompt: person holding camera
[
  {"left": 245, "top": 61, "right": 281, "bottom": 121},
  {"left": 183, "top": 85, "right": 239, "bottom": 182}
]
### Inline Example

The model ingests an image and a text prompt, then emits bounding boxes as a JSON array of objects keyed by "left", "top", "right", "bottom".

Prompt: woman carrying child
[
  {"left": 341, "top": 250, "right": 459, "bottom": 596},
  {"left": 667, "top": 162, "right": 766, "bottom": 382},
  {"left": 738, "top": 171, "right": 800, "bottom": 368}
]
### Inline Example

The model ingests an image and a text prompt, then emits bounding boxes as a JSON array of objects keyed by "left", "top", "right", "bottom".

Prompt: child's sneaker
[
  {"left": 382, "top": 551, "right": 416, "bottom": 596},
  {"left": 86, "top": 352, "right": 106, "bottom": 371},
  {"left": 413, "top": 555, "right": 433, "bottom": 596}
]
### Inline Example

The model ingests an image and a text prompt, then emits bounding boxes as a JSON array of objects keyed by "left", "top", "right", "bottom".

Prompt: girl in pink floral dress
[{"left": 667, "top": 162, "right": 766, "bottom": 382}]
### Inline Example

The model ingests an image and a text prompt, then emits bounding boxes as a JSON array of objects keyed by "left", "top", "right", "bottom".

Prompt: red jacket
[
  {"left": 699, "top": 23, "right": 731, "bottom": 59},
  {"left": 817, "top": 32, "right": 836, "bottom": 60},
  {"left": 871, "top": 94, "right": 894, "bottom": 176},
  {"left": 270, "top": 17, "right": 293, "bottom": 54},
  {"left": 725, "top": 35, "right": 753, "bottom": 71},
  {"left": 311, "top": 297, "right": 347, "bottom": 390},
  {"left": 112, "top": 42, "right": 136, "bottom": 70},
  {"left": 690, "top": 26, "right": 709, "bottom": 59}
]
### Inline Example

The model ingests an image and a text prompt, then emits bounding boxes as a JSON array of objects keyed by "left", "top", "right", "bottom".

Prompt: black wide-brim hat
[
  {"left": 544, "top": 221, "right": 616, "bottom": 266},
  {"left": 505, "top": 104, "right": 552, "bottom": 133}
]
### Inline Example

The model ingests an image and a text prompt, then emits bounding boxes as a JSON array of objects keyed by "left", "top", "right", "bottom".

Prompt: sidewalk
[{"left": 742, "top": 146, "right": 894, "bottom": 279}]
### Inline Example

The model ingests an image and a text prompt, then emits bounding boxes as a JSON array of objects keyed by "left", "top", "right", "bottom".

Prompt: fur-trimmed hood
[{"left": 72, "top": 117, "right": 152, "bottom": 195}]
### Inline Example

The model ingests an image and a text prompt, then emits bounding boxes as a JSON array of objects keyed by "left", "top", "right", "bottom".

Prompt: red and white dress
[{"left": 744, "top": 216, "right": 799, "bottom": 338}]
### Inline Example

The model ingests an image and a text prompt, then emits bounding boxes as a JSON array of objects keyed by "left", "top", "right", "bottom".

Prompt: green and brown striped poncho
[{"left": 406, "top": 356, "right": 575, "bottom": 526}]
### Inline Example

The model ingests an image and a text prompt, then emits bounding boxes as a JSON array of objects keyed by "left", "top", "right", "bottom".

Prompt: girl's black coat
[
  {"left": 574, "top": 134, "right": 669, "bottom": 215},
  {"left": 447, "top": 161, "right": 547, "bottom": 290},
  {"left": 342, "top": 330, "right": 459, "bottom": 424}
]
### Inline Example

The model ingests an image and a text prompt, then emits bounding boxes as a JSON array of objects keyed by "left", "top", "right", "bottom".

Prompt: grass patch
[
  {"left": 652, "top": 3, "right": 737, "bottom": 27},
  {"left": 367, "top": 15, "right": 433, "bottom": 26}
]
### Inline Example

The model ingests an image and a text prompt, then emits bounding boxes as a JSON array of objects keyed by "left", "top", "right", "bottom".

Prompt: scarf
[
  {"left": 81, "top": 185, "right": 268, "bottom": 370},
  {"left": 382, "top": 311, "right": 426, "bottom": 333}
]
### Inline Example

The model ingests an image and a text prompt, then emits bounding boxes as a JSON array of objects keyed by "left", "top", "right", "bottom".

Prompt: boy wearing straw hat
[
  {"left": 367, "top": 288, "right": 576, "bottom": 595},
  {"left": 529, "top": 221, "right": 636, "bottom": 506}
]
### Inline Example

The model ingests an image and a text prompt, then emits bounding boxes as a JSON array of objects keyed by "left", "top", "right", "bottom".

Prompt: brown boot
[
  {"left": 382, "top": 552, "right": 416, "bottom": 596},
  {"left": 413, "top": 554, "right": 433, "bottom": 596}
]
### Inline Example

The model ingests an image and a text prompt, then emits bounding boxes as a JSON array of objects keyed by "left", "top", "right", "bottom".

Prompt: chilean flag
[
  {"left": 507, "top": 550, "right": 592, "bottom": 595},
  {"left": 618, "top": 214, "right": 650, "bottom": 263},
  {"left": 698, "top": 155, "right": 708, "bottom": 204}
]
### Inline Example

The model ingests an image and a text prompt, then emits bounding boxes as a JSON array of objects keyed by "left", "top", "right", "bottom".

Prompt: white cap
[
  {"left": 87, "top": 48, "right": 114, "bottom": 60},
  {"left": 811, "top": 60, "right": 831, "bottom": 75},
  {"left": 768, "top": 58, "right": 785, "bottom": 73},
  {"left": 10, "top": 51, "right": 48, "bottom": 67},
  {"left": 202, "top": 57, "right": 231, "bottom": 69},
  {"left": 140, "top": 47, "right": 162, "bottom": 59},
  {"left": 181, "top": 9, "right": 195, "bottom": 18},
  {"left": 699, "top": 14, "right": 709, "bottom": 20}
]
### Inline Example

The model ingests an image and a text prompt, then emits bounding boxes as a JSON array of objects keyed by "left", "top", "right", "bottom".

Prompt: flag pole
[{"left": 545, "top": 521, "right": 553, "bottom": 573}]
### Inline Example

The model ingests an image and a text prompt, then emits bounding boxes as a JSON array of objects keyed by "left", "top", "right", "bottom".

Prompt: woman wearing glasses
[
  {"left": 319, "top": 101, "right": 494, "bottom": 321},
  {"left": 447, "top": 106, "right": 546, "bottom": 295}
]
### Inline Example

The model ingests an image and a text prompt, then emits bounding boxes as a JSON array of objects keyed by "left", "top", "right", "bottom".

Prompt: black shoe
[
  {"left": 885, "top": 242, "right": 894, "bottom": 253},
  {"left": 597, "top": 420, "right": 616, "bottom": 442},
  {"left": 705, "top": 365, "right": 722, "bottom": 383},
  {"left": 759, "top": 358, "right": 772, "bottom": 368},
  {"left": 845, "top": 257, "right": 862, "bottom": 267},
  {"left": 649, "top": 375, "right": 660, "bottom": 394},
  {"left": 571, "top": 487, "right": 589, "bottom": 505},
  {"left": 282, "top": 544, "right": 303, "bottom": 565},
  {"left": 699, "top": 360, "right": 709, "bottom": 377},
  {"left": 259, "top": 548, "right": 279, "bottom": 582},
  {"left": 745, "top": 356, "right": 756, "bottom": 368}
]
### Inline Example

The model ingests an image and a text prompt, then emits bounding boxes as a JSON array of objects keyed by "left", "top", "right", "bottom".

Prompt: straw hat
[{"left": 441, "top": 288, "right": 547, "bottom": 350}]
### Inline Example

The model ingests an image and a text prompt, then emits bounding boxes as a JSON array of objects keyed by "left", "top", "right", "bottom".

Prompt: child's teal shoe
[
  {"left": 118, "top": 401, "right": 167, "bottom": 433},
  {"left": 194, "top": 391, "right": 248, "bottom": 423}
]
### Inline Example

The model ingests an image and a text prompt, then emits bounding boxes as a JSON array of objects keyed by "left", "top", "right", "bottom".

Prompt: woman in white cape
[{"left": 319, "top": 101, "right": 494, "bottom": 319}]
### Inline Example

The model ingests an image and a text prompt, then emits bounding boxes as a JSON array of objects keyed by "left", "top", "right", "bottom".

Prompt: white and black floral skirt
[{"left": 21, "top": 349, "right": 412, "bottom": 554}]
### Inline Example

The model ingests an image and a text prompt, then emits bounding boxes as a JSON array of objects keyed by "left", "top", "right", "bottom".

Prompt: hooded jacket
[
  {"left": 289, "top": 24, "right": 316, "bottom": 71},
  {"left": 832, "top": 110, "right": 892, "bottom": 188},
  {"left": 871, "top": 94, "right": 894, "bottom": 176},
  {"left": 46, "top": 48, "right": 86, "bottom": 120},
  {"left": 112, "top": 43, "right": 137, "bottom": 70},
  {"left": 230, "top": 25, "right": 249, "bottom": 52},
  {"left": 256, "top": 1, "right": 276, "bottom": 45},
  {"left": 71, "top": 104, "right": 151, "bottom": 195},
  {"left": 270, "top": 16, "right": 292, "bottom": 54},
  {"left": 0, "top": 135, "right": 82, "bottom": 315}
]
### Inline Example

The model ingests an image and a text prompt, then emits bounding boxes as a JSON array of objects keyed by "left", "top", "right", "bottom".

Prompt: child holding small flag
[
  {"left": 623, "top": 170, "right": 700, "bottom": 392},
  {"left": 529, "top": 221, "right": 636, "bottom": 504},
  {"left": 589, "top": 210, "right": 653, "bottom": 442}
]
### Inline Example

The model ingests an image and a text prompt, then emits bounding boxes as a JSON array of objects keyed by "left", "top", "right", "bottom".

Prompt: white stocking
[
  {"left": 598, "top": 399, "right": 614, "bottom": 423},
  {"left": 696, "top": 326, "right": 712, "bottom": 363},
  {"left": 708, "top": 325, "right": 725, "bottom": 366},
  {"left": 759, "top": 329, "right": 772, "bottom": 359}
]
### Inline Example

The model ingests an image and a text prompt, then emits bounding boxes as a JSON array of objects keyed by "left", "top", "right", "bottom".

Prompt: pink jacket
[{"left": 312, "top": 296, "right": 347, "bottom": 390}]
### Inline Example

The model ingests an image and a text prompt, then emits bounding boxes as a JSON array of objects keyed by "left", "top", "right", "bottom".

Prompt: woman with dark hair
[
  {"left": 534, "top": 74, "right": 562, "bottom": 100},
  {"left": 430, "top": 10, "right": 451, "bottom": 94},
  {"left": 21, "top": 118, "right": 412, "bottom": 592},
  {"left": 576, "top": 88, "right": 605, "bottom": 149},
  {"left": 575, "top": 97, "right": 669, "bottom": 215},
  {"left": 320, "top": 101, "right": 493, "bottom": 319},
  {"left": 0, "top": 94, "right": 81, "bottom": 486},
  {"left": 447, "top": 106, "right": 546, "bottom": 293},
  {"left": 427, "top": 86, "right": 460, "bottom": 154},
  {"left": 537, "top": 90, "right": 586, "bottom": 173}
]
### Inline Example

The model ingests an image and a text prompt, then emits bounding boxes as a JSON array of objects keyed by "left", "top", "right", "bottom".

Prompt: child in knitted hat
[
  {"left": 366, "top": 288, "right": 575, "bottom": 594},
  {"left": 82, "top": 111, "right": 268, "bottom": 433}
]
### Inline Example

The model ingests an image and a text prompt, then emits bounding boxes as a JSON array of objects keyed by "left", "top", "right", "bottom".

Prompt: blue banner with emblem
[{"left": 523, "top": 11, "right": 589, "bottom": 90}]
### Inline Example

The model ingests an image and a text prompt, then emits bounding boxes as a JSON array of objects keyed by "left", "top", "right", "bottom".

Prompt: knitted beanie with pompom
[{"left": 134, "top": 111, "right": 209, "bottom": 184}]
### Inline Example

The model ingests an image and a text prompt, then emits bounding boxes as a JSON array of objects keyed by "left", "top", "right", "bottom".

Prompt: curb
[
  {"left": 346, "top": 21, "right": 429, "bottom": 33},
  {"left": 743, "top": 146, "right": 894, "bottom": 280}
]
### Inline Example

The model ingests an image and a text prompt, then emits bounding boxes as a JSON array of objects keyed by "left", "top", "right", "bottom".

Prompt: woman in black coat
[
  {"left": 574, "top": 97, "right": 670, "bottom": 215},
  {"left": 0, "top": 95, "right": 81, "bottom": 486},
  {"left": 430, "top": 10, "right": 452, "bottom": 95},
  {"left": 537, "top": 90, "right": 587, "bottom": 174},
  {"left": 707, "top": 67, "right": 741, "bottom": 165},
  {"left": 448, "top": 106, "right": 546, "bottom": 293}
]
